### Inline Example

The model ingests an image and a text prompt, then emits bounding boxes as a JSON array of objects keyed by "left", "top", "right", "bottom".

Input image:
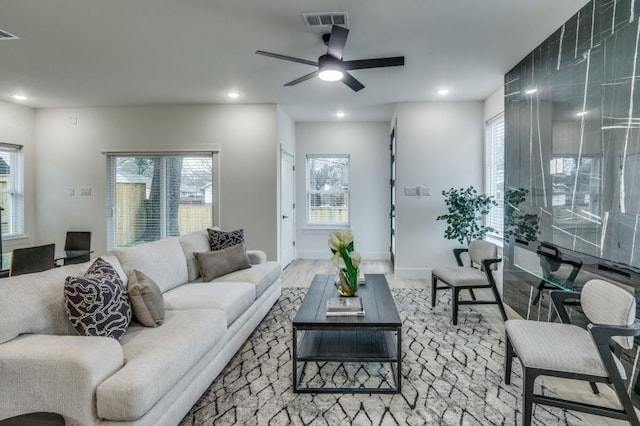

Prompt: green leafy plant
[
  {"left": 436, "top": 186, "right": 497, "bottom": 245},
  {"left": 504, "top": 188, "right": 540, "bottom": 242}
]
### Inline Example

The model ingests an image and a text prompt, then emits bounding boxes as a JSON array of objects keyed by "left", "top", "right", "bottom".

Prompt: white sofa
[{"left": 0, "top": 230, "right": 282, "bottom": 425}]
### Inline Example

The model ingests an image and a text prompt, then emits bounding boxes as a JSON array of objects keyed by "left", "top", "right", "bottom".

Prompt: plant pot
[{"left": 337, "top": 268, "right": 358, "bottom": 297}]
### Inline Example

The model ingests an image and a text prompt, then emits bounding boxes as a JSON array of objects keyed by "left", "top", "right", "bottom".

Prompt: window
[
  {"left": 306, "top": 155, "right": 350, "bottom": 226},
  {"left": 485, "top": 113, "right": 504, "bottom": 236},
  {"left": 106, "top": 153, "right": 214, "bottom": 249},
  {"left": 0, "top": 143, "right": 24, "bottom": 238}
]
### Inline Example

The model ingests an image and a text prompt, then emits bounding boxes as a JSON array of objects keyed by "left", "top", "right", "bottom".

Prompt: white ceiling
[{"left": 0, "top": 0, "right": 588, "bottom": 122}]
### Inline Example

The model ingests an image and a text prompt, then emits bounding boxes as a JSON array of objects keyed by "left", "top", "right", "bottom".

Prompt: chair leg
[
  {"left": 488, "top": 280, "right": 508, "bottom": 321},
  {"left": 431, "top": 277, "right": 438, "bottom": 308},
  {"left": 609, "top": 372, "right": 640, "bottom": 426},
  {"left": 468, "top": 288, "right": 477, "bottom": 301},
  {"left": 453, "top": 287, "right": 460, "bottom": 325},
  {"left": 505, "top": 333, "right": 513, "bottom": 385},
  {"left": 522, "top": 367, "right": 535, "bottom": 426}
]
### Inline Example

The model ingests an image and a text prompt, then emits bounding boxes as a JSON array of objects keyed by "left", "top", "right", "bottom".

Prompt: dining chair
[
  {"left": 505, "top": 279, "right": 640, "bottom": 426},
  {"left": 64, "top": 231, "right": 91, "bottom": 265},
  {"left": 431, "top": 239, "right": 507, "bottom": 325},
  {"left": 9, "top": 243, "right": 56, "bottom": 276}
]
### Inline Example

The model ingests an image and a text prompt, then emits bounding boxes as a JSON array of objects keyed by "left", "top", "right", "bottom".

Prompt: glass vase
[{"left": 337, "top": 267, "right": 358, "bottom": 297}]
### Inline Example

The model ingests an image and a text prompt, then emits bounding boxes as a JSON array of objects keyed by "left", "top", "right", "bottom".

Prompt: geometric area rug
[{"left": 180, "top": 288, "right": 583, "bottom": 425}]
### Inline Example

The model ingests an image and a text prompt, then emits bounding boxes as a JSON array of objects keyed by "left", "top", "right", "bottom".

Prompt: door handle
[{"left": 282, "top": 215, "right": 289, "bottom": 219}]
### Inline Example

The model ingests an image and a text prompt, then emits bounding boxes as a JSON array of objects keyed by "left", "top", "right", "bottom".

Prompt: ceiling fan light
[{"left": 318, "top": 69, "right": 344, "bottom": 81}]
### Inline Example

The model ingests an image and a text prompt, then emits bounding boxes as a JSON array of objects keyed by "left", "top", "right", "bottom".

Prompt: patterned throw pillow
[
  {"left": 207, "top": 228, "right": 244, "bottom": 251},
  {"left": 64, "top": 258, "right": 132, "bottom": 340}
]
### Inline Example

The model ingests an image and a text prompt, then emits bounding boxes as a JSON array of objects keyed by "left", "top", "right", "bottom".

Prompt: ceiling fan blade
[
  {"left": 284, "top": 70, "right": 319, "bottom": 86},
  {"left": 342, "top": 72, "right": 365, "bottom": 92},
  {"left": 255, "top": 50, "right": 318, "bottom": 67},
  {"left": 326, "top": 25, "right": 349, "bottom": 59},
  {"left": 343, "top": 56, "right": 405, "bottom": 70}
]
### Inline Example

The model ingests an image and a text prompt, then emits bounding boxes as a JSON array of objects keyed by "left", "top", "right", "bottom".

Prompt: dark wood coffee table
[{"left": 292, "top": 273, "right": 402, "bottom": 393}]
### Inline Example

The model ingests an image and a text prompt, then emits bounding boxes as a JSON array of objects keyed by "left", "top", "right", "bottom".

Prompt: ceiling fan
[{"left": 255, "top": 25, "right": 405, "bottom": 92}]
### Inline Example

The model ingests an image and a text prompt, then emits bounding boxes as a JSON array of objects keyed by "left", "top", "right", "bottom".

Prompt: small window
[
  {"left": 0, "top": 143, "right": 24, "bottom": 238},
  {"left": 485, "top": 114, "right": 504, "bottom": 236},
  {"left": 306, "top": 155, "right": 350, "bottom": 226}
]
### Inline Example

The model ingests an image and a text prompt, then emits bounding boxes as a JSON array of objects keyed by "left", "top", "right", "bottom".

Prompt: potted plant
[{"left": 436, "top": 186, "right": 497, "bottom": 245}]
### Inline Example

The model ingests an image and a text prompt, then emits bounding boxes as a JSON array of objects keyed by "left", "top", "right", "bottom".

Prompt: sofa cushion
[
  {"left": 208, "top": 228, "right": 244, "bottom": 251},
  {"left": 96, "top": 308, "right": 226, "bottom": 421},
  {"left": 128, "top": 270, "right": 165, "bottom": 327},
  {"left": 114, "top": 238, "right": 188, "bottom": 293},
  {"left": 64, "top": 258, "right": 132, "bottom": 340},
  {"left": 177, "top": 229, "right": 215, "bottom": 282},
  {"left": 0, "top": 256, "right": 126, "bottom": 345},
  {"left": 163, "top": 282, "right": 256, "bottom": 325},
  {"left": 194, "top": 244, "right": 252, "bottom": 282},
  {"left": 212, "top": 261, "right": 281, "bottom": 298}
]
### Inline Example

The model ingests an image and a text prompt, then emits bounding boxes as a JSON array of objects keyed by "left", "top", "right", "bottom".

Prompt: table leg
[
  {"left": 396, "top": 327, "right": 402, "bottom": 392},
  {"left": 292, "top": 326, "right": 298, "bottom": 392}
]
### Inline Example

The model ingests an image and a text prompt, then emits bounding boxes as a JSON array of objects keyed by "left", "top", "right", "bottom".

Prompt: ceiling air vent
[
  {"left": 0, "top": 29, "right": 19, "bottom": 40},
  {"left": 302, "top": 12, "right": 348, "bottom": 28}
]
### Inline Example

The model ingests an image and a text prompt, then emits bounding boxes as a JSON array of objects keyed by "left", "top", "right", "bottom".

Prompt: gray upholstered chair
[
  {"left": 505, "top": 279, "right": 640, "bottom": 426},
  {"left": 431, "top": 239, "right": 507, "bottom": 325}
]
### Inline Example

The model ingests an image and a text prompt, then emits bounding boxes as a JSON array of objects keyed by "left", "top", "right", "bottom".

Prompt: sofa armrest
[
  {"left": 247, "top": 250, "right": 267, "bottom": 265},
  {"left": 0, "top": 334, "right": 124, "bottom": 424}
]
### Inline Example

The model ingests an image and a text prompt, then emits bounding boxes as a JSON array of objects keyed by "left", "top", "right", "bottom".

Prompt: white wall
[
  {"left": 295, "top": 121, "right": 390, "bottom": 260},
  {"left": 394, "top": 102, "right": 484, "bottom": 278},
  {"left": 484, "top": 86, "right": 505, "bottom": 122},
  {"left": 0, "top": 100, "right": 36, "bottom": 251},
  {"left": 34, "top": 104, "right": 279, "bottom": 259}
]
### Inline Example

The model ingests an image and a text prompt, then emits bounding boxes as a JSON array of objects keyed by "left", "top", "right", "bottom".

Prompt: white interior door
[{"left": 281, "top": 152, "right": 296, "bottom": 268}]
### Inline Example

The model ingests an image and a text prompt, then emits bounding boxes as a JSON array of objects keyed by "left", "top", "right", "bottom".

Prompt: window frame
[
  {"left": 305, "top": 154, "right": 350, "bottom": 228},
  {"left": 0, "top": 143, "right": 24, "bottom": 238},
  {"left": 485, "top": 113, "right": 505, "bottom": 238},
  {"left": 105, "top": 151, "right": 218, "bottom": 249}
]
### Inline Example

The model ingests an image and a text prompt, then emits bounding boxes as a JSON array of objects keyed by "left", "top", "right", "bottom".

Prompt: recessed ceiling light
[
  {"left": 336, "top": 111, "right": 346, "bottom": 118},
  {"left": 525, "top": 87, "right": 538, "bottom": 95},
  {"left": 227, "top": 92, "right": 240, "bottom": 99},
  {"left": 437, "top": 88, "right": 449, "bottom": 96},
  {"left": 12, "top": 94, "right": 27, "bottom": 101}
]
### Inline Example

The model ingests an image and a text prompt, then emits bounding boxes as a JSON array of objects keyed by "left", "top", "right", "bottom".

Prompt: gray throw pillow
[
  {"left": 128, "top": 269, "right": 165, "bottom": 327},
  {"left": 195, "top": 243, "right": 252, "bottom": 282},
  {"left": 64, "top": 258, "right": 132, "bottom": 340},
  {"left": 207, "top": 228, "right": 244, "bottom": 251}
]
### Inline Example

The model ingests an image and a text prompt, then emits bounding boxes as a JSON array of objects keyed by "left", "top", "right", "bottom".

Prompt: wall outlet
[
  {"left": 69, "top": 187, "right": 75, "bottom": 196},
  {"left": 420, "top": 187, "right": 431, "bottom": 196},
  {"left": 80, "top": 187, "right": 92, "bottom": 196},
  {"left": 404, "top": 187, "right": 418, "bottom": 196}
]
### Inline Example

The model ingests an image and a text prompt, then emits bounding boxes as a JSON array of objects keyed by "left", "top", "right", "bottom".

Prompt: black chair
[
  {"left": 64, "top": 231, "right": 91, "bottom": 265},
  {"left": 10, "top": 244, "right": 56, "bottom": 276},
  {"left": 431, "top": 239, "right": 508, "bottom": 325},
  {"left": 505, "top": 279, "right": 640, "bottom": 426}
]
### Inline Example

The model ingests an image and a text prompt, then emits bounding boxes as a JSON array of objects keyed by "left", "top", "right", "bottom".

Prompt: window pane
[
  {"left": 307, "top": 156, "right": 349, "bottom": 225},
  {"left": 0, "top": 146, "right": 23, "bottom": 237},
  {"left": 174, "top": 156, "right": 213, "bottom": 235},
  {"left": 486, "top": 114, "right": 504, "bottom": 236},
  {"left": 109, "top": 154, "right": 213, "bottom": 248}
]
